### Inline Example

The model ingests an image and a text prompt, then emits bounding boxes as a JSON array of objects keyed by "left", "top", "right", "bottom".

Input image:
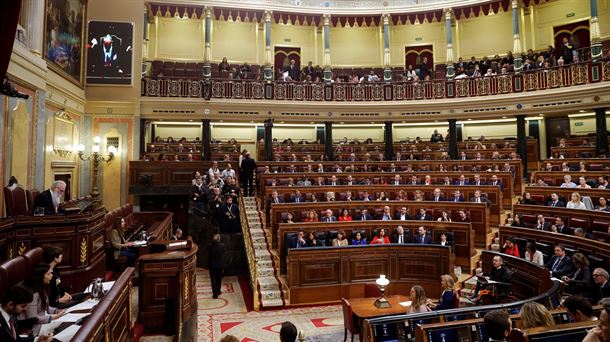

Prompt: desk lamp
[{"left": 374, "top": 274, "right": 391, "bottom": 308}]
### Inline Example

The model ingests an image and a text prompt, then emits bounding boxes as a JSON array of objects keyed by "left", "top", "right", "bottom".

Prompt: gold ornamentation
[
  {"left": 212, "top": 82, "right": 225, "bottom": 97},
  {"left": 476, "top": 78, "right": 490, "bottom": 95},
  {"left": 274, "top": 83, "right": 286, "bottom": 99},
  {"left": 413, "top": 83, "right": 425, "bottom": 99},
  {"left": 293, "top": 84, "right": 304, "bottom": 100},
  {"left": 334, "top": 85, "right": 345, "bottom": 101},
  {"left": 17, "top": 243, "right": 26, "bottom": 255},
  {"left": 602, "top": 62, "right": 610, "bottom": 81},
  {"left": 433, "top": 82, "right": 445, "bottom": 98},
  {"left": 353, "top": 85, "right": 364, "bottom": 101},
  {"left": 80, "top": 238, "right": 87, "bottom": 264},
  {"left": 524, "top": 73, "right": 538, "bottom": 91},
  {"left": 187, "top": 81, "right": 201, "bottom": 97},
  {"left": 393, "top": 84, "right": 405, "bottom": 100},
  {"left": 168, "top": 80, "right": 181, "bottom": 96},
  {"left": 184, "top": 273, "right": 190, "bottom": 303},
  {"left": 497, "top": 76, "right": 511, "bottom": 93},
  {"left": 372, "top": 85, "right": 383, "bottom": 101},
  {"left": 232, "top": 82, "right": 244, "bottom": 98},
  {"left": 8, "top": 246, "right": 14, "bottom": 259},
  {"left": 547, "top": 69, "right": 562, "bottom": 88},
  {"left": 252, "top": 82, "right": 264, "bottom": 98},
  {"left": 312, "top": 84, "right": 324, "bottom": 101},
  {"left": 145, "top": 79, "right": 160, "bottom": 96},
  {"left": 570, "top": 64, "right": 588, "bottom": 85},
  {"left": 455, "top": 80, "right": 468, "bottom": 97}
]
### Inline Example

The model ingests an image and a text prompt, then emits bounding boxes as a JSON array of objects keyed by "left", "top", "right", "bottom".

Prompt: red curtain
[
  {"left": 553, "top": 20, "right": 590, "bottom": 50},
  {"left": 405, "top": 45, "right": 434, "bottom": 69},
  {"left": 0, "top": 0, "right": 22, "bottom": 81}
]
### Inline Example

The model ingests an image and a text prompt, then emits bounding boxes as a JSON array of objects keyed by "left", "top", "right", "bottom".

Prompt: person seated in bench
[
  {"left": 407, "top": 285, "right": 431, "bottom": 314},
  {"left": 110, "top": 217, "right": 138, "bottom": 265},
  {"left": 470, "top": 255, "right": 512, "bottom": 301},
  {"left": 303, "top": 210, "right": 319, "bottom": 222},
  {"left": 582, "top": 302, "right": 609, "bottom": 342},
  {"left": 32, "top": 180, "right": 66, "bottom": 215},
  {"left": 484, "top": 309, "right": 512, "bottom": 342},
  {"left": 305, "top": 232, "right": 321, "bottom": 247},
  {"left": 567, "top": 192, "right": 587, "bottom": 210},
  {"left": 1, "top": 285, "right": 54, "bottom": 342},
  {"left": 320, "top": 209, "right": 337, "bottom": 222},
  {"left": 563, "top": 295, "right": 598, "bottom": 323},
  {"left": 546, "top": 193, "right": 566, "bottom": 207},
  {"left": 22, "top": 263, "right": 65, "bottom": 336},
  {"left": 42, "top": 246, "right": 89, "bottom": 309},
  {"left": 390, "top": 226, "right": 410, "bottom": 244},
  {"left": 332, "top": 230, "right": 348, "bottom": 246},
  {"left": 414, "top": 226, "right": 432, "bottom": 244},
  {"left": 595, "top": 196, "right": 610, "bottom": 212},
  {"left": 593, "top": 268, "right": 610, "bottom": 304},
  {"left": 546, "top": 244, "right": 575, "bottom": 279},
  {"left": 520, "top": 301, "right": 555, "bottom": 329},
  {"left": 427, "top": 274, "right": 457, "bottom": 310},
  {"left": 550, "top": 216, "right": 572, "bottom": 235},
  {"left": 351, "top": 231, "right": 367, "bottom": 245},
  {"left": 415, "top": 208, "right": 432, "bottom": 221},
  {"left": 502, "top": 238, "right": 521, "bottom": 257},
  {"left": 370, "top": 228, "right": 389, "bottom": 244}
]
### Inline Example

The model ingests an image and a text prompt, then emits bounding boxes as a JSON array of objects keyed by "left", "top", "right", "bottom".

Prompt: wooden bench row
[{"left": 512, "top": 204, "right": 610, "bottom": 234}]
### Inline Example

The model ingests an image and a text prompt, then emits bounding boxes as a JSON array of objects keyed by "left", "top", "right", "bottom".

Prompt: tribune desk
[{"left": 138, "top": 241, "right": 198, "bottom": 341}]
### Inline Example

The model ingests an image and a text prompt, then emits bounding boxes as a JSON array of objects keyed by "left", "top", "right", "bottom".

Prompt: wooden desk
[
  {"left": 71, "top": 267, "right": 134, "bottom": 342},
  {"left": 350, "top": 295, "right": 410, "bottom": 319},
  {"left": 138, "top": 242, "right": 198, "bottom": 341}
]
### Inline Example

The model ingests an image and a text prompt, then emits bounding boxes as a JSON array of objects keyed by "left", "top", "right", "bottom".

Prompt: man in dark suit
[
  {"left": 0, "top": 285, "right": 53, "bottom": 341},
  {"left": 208, "top": 233, "right": 225, "bottom": 299},
  {"left": 408, "top": 175, "right": 419, "bottom": 185},
  {"left": 394, "top": 207, "right": 411, "bottom": 220},
  {"left": 430, "top": 188, "right": 445, "bottom": 202},
  {"left": 451, "top": 190, "right": 464, "bottom": 202},
  {"left": 551, "top": 217, "right": 572, "bottom": 235},
  {"left": 534, "top": 215, "right": 551, "bottom": 231},
  {"left": 219, "top": 196, "right": 240, "bottom": 232},
  {"left": 355, "top": 209, "right": 373, "bottom": 221},
  {"left": 470, "top": 190, "right": 490, "bottom": 206},
  {"left": 290, "top": 231, "right": 307, "bottom": 248},
  {"left": 284, "top": 59, "right": 300, "bottom": 81},
  {"left": 269, "top": 190, "right": 284, "bottom": 206},
  {"left": 489, "top": 174, "right": 504, "bottom": 191},
  {"left": 290, "top": 190, "right": 304, "bottom": 203},
  {"left": 32, "top": 180, "right": 66, "bottom": 215},
  {"left": 430, "top": 129, "right": 444, "bottom": 143},
  {"left": 415, "top": 209, "right": 432, "bottom": 221},
  {"left": 413, "top": 226, "right": 432, "bottom": 244},
  {"left": 459, "top": 151, "right": 468, "bottom": 160},
  {"left": 592, "top": 268, "right": 610, "bottom": 303},
  {"left": 546, "top": 193, "right": 566, "bottom": 207},
  {"left": 546, "top": 245, "right": 575, "bottom": 278},
  {"left": 472, "top": 174, "right": 485, "bottom": 186},
  {"left": 320, "top": 209, "right": 337, "bottom": 222},
  {"left": 391, "top": 226, "right": 410, "bottom": 244},
  {"left": 239, "top": 151, "right": 257, "bottom": 196},
  {"left": 454, "top": 175, "right": 469, "bottom": 186},
  {"left": 470, "top": 255, "right": 513, "bottom": 301}
]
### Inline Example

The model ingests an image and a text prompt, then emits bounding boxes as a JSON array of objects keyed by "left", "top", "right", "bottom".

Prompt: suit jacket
[
  {"left": 208, "top": 241, "right": 225, "bottom": 268},
  {"left": 534, "top": 221, "right": 551, "bottom": 231},
  {"left": 472, "top": 181, "right": 486, "bottom": 186},
  {"left": 546, "top": 255, "right": 575, "bottom": 278},
  {"left": 414, "top": 234, "right": 432, "bottom": 244},
  {"left": 415, "top": 214, "right": 433, "bottom": 221},
  {"left": 284, "top": 65, "right": 300, "bottom": 80},
  {"left": 0, "top": 310, "right": 34, "bottom": 342},
  {"left": 32, "top": 189, "right": 61, "bottom": 215},
  {"left": 489, "top": 266, "right": 513, "bottom": 284},
  {"left": 269, "top": 196, "right": 284, "bottom": 205},
  {"left": 546, "top": 200, "right": 566, "bottom": 208},
  {"left": 489, "top": 180, "right": 504, "bottom": 190},
  {"left": 290, "top": 196, "right": 305, "bottom": 203},
  {"left": 391, "top": 232, "right": 411, "bottom": 244},
  {"left": 430, "top": 196, "right": 446, "bottom": 202},
  {"left": 454, "top": 180, "right": 470, "bottom": 186},
  {"left": 320, "top": 216, "right": 337, "bottom": 222},
  {"left": 354, "top": 213, "right": 373, "bottom": 221},
  {"left": 395, "top": 213, "right": 411, "bottom": 220},
  {"left": 470, "top": 197, "right": 489, "bottom": 205},
  {"left": 600, "top": 281, "right": 610, "bottom": 302},
  {"left": 555, "top": 224, "right": 572, "bottom": 235}
]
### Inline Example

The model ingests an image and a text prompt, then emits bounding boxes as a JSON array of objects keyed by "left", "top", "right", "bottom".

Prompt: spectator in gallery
[
  {"left": 219, "top": 57, "right": 230, "bottom": 72},
  {"left": 430, "top": 129, "right": 444, "bottom": 143}
]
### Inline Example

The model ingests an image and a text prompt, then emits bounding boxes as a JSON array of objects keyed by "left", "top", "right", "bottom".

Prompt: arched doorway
[{"left": 274, "top": 47, "right": 301, "bottom": 81}]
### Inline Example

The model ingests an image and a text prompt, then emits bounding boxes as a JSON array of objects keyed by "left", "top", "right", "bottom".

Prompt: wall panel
[
  {"left": 211, "top": 21, "right": 258, "bottom": 63},
  {"left": 156, "top": 18, "right": 204, "bottom": 60},
  {"left": 391, "top": 22, "right": 446, "bottom": 66},
  {"left": 330, "top": 26, "right": 381, "bottom": 66},
  {"left": 458, "top": 11, "right": 514, "bottom": 58}
]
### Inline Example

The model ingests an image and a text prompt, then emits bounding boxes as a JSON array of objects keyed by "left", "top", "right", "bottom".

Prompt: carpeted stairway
[{"left": 243, "top": 196, "right": 284, "bottom": 308}]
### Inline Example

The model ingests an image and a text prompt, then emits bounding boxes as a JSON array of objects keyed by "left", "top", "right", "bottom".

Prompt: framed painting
[
  {"left": 44, "top": 0, "right": 87, "bottom": 86},
  {"left": 86, "top": 21, "right": 134, "bottom": 85}
]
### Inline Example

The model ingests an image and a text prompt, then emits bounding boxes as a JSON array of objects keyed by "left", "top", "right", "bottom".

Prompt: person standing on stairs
[{"left": 208, "top": 232, "right": 225, "bottom": 299}]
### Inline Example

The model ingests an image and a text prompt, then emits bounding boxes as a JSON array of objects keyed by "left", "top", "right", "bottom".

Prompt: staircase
[{"left": 242, "top": 197, "right": 284, "bottom": 308}]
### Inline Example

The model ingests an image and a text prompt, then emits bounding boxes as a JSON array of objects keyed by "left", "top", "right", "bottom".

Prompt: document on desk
[
  {"left": 39, "top": 321, "right": 62, "bottom": 335},
  {"left": 399, "top": 301, "right": 412, "bottom": 307},
  {"left": 55, "top": 313, "right": 90, "bottom": 323},
  {"left": 54, "top": 324, "right": 81, "bottom": 342},
  {"left": 132, "top": 240, "right": 147, "bottom": 246},
  {"left": 84, "top": 281, "right": 115, "bottom": 294},
  {"left": 66, "top": 298, "right": 99, "bottom": 312}
]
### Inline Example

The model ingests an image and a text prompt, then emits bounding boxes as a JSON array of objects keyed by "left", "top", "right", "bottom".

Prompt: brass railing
[
  {"left": 141, "top": 60, "right": 610, "bottom": 100},
  {"left": 238, "top": 193, "right": 260, "bottom": 311}
]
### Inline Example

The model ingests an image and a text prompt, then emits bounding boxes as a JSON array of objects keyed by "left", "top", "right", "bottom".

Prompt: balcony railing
[{"left": 141, "top": 60, "right": 610, "bottom": 101}]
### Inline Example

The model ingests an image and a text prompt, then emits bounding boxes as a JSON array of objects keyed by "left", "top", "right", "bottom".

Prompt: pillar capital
[
  {"left": 511, "top": 0, "right": 519, "bottom": 9},
  {"left": 381, "top": 13, "right": 391, "bottom": 25},
  {"left": 264, "top": 10, "right": 273, "bottom": 22},
  {"left": 322, "top": 13, "right": 332, "bottom": 25},
  {"left": 443, "top": 8, "right": 453, "bottom": 20}
]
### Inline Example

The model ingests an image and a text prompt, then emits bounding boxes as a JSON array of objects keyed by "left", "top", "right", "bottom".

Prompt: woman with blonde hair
[
  {"left": 408, "top": 285, "right": 431, "bottom": 313},
  {"left": 520, "top": 302, "right": 555, "bottom": 329},
  {"left": 428, "top": 274, "right": 457, "bottom": 310},
  {"left": 567, "top": 192, "right": 586, "bottom": 209}
]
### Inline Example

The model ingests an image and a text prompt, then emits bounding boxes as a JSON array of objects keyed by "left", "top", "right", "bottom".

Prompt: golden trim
[
  {"left": 18, "top": 242, "right": 26, "bottom": 255},
  {"left": 79, "top": 237, "right": 87, "bottom": 264},
  {"left": 553, "top": 25, "right": 590, "bottom": 38}
]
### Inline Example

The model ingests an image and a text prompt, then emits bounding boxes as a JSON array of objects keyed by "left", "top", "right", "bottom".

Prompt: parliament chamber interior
[{"left": 2, "top": 0, "right": 610, "bottom": 341}]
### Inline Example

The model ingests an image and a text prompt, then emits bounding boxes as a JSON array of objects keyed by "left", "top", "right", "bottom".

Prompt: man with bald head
[{"left": 33, "top": 180, "right": 66, "bottom": 215}]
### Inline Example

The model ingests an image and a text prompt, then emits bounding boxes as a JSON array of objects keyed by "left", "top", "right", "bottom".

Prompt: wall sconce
[{"left": 76, "top": 136, "right": 117, "bottom": 198}]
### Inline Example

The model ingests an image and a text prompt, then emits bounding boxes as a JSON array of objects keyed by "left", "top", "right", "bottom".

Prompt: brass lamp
[
  {"left": 374, "top": 275, "right": 391, "bottom": 308},
  {"left": 76, "top": 136, "right": 116, "bottom": 198}
]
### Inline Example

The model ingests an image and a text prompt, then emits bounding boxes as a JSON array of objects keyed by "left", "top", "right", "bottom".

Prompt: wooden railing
[
  {"left": 141, "top": 61, "right": 610, "bottom": 100},
  {"left": 239, "top": 194, "right": 260, "bottom": 311}
]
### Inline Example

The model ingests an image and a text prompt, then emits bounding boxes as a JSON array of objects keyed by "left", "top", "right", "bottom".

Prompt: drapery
[{"left": 0, "top": 0, "right": 22, "bottom": 81}]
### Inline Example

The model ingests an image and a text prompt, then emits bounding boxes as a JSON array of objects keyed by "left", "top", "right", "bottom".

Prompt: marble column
[
  {"left": 512, "top": 0, "right": 523, "bottom": 73},
  {"left": 444, "top": 8, "right": 455, "bottom": 80},
  {"left": 384, "top": 121, "right": 394, "bottom": 160},
  {"left": 26, "top": 0, "right": 44, "bottom": 55},
  {"left": 322, "top": 14, "right": 332, "bottom": 83},
  {"left": 448, "top": 119, "right": 458, "bottom": 159},
  {"left": 516, "top": 115, "right": 528, "bottom": 177},
  {"left": 324, "top": 122, "right": 333, "bottom": 160},
  {"left": 203, "top": 7, "right": 212, "bottom": 79},
  {"left": 382, "top": 14, "right": 392, "bottom": 83},
  {"left": 590, "top": 0, "right": 602, "bottom": 61},
  {"left": 264, "top": 119, "right": 273, "bottom": 161},
  {"left": 595, "top": 108, "right": 608, "bottom": 156},
  {"left": 264, "top": 11, "right": 273, "bottom": 81},
  {"left": 202, "top": 119, "right": 211, "bottom": 160}
]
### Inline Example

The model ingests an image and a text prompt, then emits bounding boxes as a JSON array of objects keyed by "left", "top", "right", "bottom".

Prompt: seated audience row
[{"left": 284, "top": 207, "right": 470, "bottom": 223}]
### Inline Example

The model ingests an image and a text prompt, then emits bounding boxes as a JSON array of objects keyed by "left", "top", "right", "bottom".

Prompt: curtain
[{"left": 0, "top": 0, "right": 22, "bottom": 81}]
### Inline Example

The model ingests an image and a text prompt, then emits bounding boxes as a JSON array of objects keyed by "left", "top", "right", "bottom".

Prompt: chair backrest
[
  {"left": 452, "top": 289, "right": 461, "bottom": 309},
  {"left": 4, "top": 186, "right": 29, "bottom": 216},
  {"left": 364, "top": 283, "right": 382, "bottom": 298},
  {"left": 341, "top": 298, "right": 356, "bottom": 332},
  {"left": 0, "top": 255, "right": 29, "bottom": 296},
  {"left": 22, "top": 247, "right": 44, "bottom": 270}
]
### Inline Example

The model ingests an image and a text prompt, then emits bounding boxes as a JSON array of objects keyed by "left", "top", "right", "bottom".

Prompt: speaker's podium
[{"left": 138, "top": 240, "right": 198, "bottom": 341}]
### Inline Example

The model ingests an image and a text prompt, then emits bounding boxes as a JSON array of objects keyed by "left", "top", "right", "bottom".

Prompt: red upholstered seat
[
  {"left": 22, "top": 247, "right": 44, "bottom": 270},
  {"left": 341, "top": 298, "right": 359, "bottom": 342},
  {"left": 0, "top": 255, "right": 29, "bottom": 296},
  {"left": 4, "top": 186, "right": 29, "bottom": 217}
]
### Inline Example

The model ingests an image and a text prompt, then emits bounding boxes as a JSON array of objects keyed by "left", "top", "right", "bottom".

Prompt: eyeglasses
[{"left": 593, "top": 274, "right": 604, "bottom": 277}]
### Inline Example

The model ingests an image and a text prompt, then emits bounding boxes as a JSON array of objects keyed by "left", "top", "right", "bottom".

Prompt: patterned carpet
[{"left": 142, "top": 268, "right": 345, "bottom": 342}]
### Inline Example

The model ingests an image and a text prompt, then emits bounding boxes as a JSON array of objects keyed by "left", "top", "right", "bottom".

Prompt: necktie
[
  {"left": 552, "top": 257, "right": 562, "bottom": 272},
  {"left": 399, "top": 235, "right": 403, "bottom": 244},
  {"left": 435, "top": 197, "right": 438, "bottom": 201},
  {"left": 296, "top": 198, "right": 299, "bottom": 203},
  {"left": 421, "top": 236, "right": 424, "bottom": 244},
  {"left": 361, "top": 216, "right": 365, "bottom": 221},
  {"left": 477, "top": 198, "right": 481, "bottom": 203},
  {"left": 275, "top": 198, "right": 278, "bottom": 203},
  {"left": 9, "top": 317, "right": 16, "bottom": 339},
  {"left": 552, "top": 201, "right": 557, "bottom": 207}
]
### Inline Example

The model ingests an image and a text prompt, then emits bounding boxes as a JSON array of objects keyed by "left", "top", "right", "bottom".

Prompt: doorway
[
  {"left": 545, "top": 117, "right": 570, "bottom": 156},
  {"left": 54, "top": 174, "right": 72, "bottom": 201},
  {"left": 405, "top": 45, "right": 434, "bottom": 79},
  {"left": 553, "top": 20, "right": 590, "bottom": 59},
  {"left": 274, "top": 46, "right": 301, "bottom": 81}
]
